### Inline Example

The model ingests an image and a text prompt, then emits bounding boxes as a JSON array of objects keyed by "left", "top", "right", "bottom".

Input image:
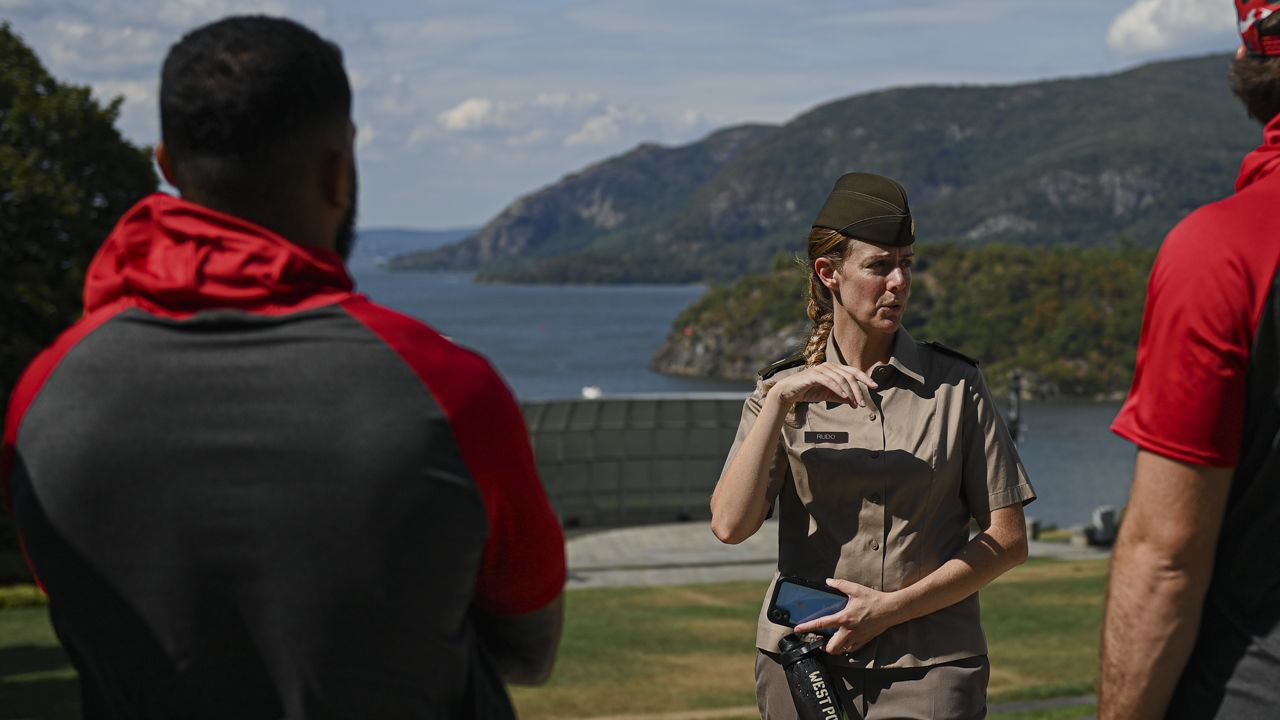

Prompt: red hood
[
  {"left": 1237, "top": 113, "right": 1280, "bottom": 192},
  {"left": 84, "top": 194, "right": 354, "bottom": 317}
]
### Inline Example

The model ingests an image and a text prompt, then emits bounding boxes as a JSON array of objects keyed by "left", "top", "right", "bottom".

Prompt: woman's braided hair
[{"left": 803, "top": 227, "right": 852, "bottom": 367}]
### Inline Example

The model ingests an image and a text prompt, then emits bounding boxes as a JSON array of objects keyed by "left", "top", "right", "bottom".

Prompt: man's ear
[
  {"left": 321, "top": 123, "right": 356, "bottom": 208},
  {"left": 155, "top": 142, "right": 178, "bottom": 187},
  {"left": 320, "top": 151, "right": 348, "bottom": 208}
]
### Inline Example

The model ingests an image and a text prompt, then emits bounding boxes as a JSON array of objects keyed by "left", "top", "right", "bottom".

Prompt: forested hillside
[
  {"left": 394, "top": 53, "right": 1250, "bottom": 284},
  {"left": 651, "top": 244, "right": 1157, "bottom": 398}
]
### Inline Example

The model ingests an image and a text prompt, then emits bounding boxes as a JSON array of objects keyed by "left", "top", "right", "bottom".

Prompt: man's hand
[{"left": 1099, "top": 450, "right": 1232, "bottom": 719}]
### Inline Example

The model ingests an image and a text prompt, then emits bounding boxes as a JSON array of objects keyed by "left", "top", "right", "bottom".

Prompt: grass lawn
[
  {"left": 0, "top": 605, "right": 81, "bottom": 719},
  {"left": 510, "top": 558, "right": 1106, "bottom": 719},
  {"left": 0, "top": 558, "right": 1106, "bottom": 719}
]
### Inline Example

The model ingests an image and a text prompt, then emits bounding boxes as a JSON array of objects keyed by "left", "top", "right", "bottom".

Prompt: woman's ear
[{"left": 815, "top": 256, "right": 840, "bottom": 291}]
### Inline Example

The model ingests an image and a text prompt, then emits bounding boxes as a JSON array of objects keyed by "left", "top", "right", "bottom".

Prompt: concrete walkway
[{"left": 567, "top": 520, "right": 1110, "bottom": 589}]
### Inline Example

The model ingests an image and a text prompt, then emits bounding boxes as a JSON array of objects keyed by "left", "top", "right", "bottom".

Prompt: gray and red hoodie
[{"left": 2, "top": 193, "right": 565, "bottom": 718}]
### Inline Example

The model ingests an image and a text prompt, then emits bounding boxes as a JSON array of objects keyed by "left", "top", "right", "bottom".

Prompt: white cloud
[
  {"left": 1107, "top": 0, "right": 1236, "bottom": 54},
  {"left": 438, "top": 97, "right": 504, "bottom": 132},
  {"left": 429, "top": 92, "right": 655, "bottom": 150},
  {"left": 563, "top": 104, "right": 647, "bottom": 147},
  {"left": 92, "top": 79, "right": 155, "bottom": 107},
  {"left": 565, "top": 112, "right": 621, "bottom": 147}
]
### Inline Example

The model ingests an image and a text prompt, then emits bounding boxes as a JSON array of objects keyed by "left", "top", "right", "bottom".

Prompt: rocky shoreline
[{"left": 650, "top": 321, "right": 806, "bottom": 382}]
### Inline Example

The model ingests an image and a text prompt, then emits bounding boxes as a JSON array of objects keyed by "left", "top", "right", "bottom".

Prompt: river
[{"left": 352, "top": 265, "right": 1135, "bottom": 527}]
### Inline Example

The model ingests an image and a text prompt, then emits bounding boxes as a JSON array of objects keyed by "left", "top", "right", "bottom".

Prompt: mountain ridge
[{"left": 391, "top": 52, "right": 1254, "bottom": 283}]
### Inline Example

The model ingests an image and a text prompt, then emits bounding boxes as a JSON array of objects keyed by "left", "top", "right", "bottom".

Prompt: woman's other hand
[
  {"left": 792, "top": 578, "right": 903, "bottom": 656},
  {"left": 766, "top": 362, "right": 878, "bottom": 408},
  {"left": 793, "top": 505, "right": 1031, "bottom": 654}
]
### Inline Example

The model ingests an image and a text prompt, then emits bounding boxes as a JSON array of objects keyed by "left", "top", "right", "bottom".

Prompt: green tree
[
  {"left": 1, "top": 23, "right": 156, "bottom": 571},
  {"left": 654, "top": 242, "right": 1157, "bottom": 398},
  {"left": 0, "top": 22, "right": 157, "bottom": 406}
]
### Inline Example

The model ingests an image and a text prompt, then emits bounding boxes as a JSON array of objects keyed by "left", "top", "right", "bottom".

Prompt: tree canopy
[
  {"left": 0, "top": 22, "right": 157, "bottom": 407},
  {"left": 1, "top": 24, "right": 156, "bottom": 572},
  {"left": 653, "top": 243, "right": 1157, "bottom": 399}
]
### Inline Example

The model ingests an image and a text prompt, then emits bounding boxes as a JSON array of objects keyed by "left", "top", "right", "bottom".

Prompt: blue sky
[{"left": 1, "top": 0, "right": 1241, "bottom": 229}]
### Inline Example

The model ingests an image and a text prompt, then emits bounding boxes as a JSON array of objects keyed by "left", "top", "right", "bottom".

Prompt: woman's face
[{"left": 817, "top": 238, "right": 913, "bottom": 337}]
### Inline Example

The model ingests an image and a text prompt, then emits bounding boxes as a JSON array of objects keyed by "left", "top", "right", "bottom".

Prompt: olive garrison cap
[{"left": 812, "top": 172, "right": 914, "bottom": 246}]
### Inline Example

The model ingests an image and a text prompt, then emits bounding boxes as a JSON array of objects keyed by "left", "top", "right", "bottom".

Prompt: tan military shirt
[{"left": 723, "top": 329, "right": 1036, "bottom": 669}]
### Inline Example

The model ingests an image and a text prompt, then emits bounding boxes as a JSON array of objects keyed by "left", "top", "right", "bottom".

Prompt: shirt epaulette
[
  {"left": 759, "top": 352, "right": 806, "bottom": 380},
  {"left": 923, "top": 341, "right": 979, "bottom": 367}
]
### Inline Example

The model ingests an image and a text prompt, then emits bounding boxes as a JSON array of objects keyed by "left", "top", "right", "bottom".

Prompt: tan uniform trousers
[{"left": 755, "top": 651, "right": 989, "bottom": 720}]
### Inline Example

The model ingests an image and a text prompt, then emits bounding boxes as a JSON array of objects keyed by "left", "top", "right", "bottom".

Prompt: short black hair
[{"left": 160, "top": 15, "right": 351, "bottom": 198}]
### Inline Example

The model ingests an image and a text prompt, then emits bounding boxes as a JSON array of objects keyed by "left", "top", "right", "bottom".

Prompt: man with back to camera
[
  {"left": 1101, "top": 2, "right": 1280, "bottom": 718},
  {"left": 0, "top": 15, "right": 565, "bottom": 718}
]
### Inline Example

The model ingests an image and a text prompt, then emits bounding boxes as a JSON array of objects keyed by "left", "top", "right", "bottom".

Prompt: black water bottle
[{"left": 778, "top": 633, "right": 843, "bottom": 720}]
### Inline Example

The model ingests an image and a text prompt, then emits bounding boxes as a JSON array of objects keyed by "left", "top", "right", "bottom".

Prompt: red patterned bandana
[{"left": 1239, "top": 0, "right": 1280, "bottom": 56}]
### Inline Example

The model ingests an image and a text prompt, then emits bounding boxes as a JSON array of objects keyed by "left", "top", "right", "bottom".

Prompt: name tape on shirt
[{"left": 805, "top": 431, "right": 849, "bottom": 444}]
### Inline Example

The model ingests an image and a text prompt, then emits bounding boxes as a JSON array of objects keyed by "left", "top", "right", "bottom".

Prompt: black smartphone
[{"left": 767, "top": 576, "right": 847, "bottom": 632}]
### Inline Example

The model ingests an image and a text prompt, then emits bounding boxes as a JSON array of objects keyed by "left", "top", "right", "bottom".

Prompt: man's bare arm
[
  {"left": 474, "top": 593, "right": 565, "bottom": 685},
  {"left": 1099, "top": 450, "right": 1232, "bottom": 719}
]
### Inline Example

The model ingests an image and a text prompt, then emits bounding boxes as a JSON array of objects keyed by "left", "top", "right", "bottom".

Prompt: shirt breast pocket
[
  {"left": 793, "top": 447, "right": 904, "bottom": 509},
  {"left": 788, "top": 392, "right": 942, "bottom": 507}
]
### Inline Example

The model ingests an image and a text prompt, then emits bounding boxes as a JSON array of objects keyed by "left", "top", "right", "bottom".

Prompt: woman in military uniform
[{"left": 710, "top": 173, "right": 1035, "bottom": 720}]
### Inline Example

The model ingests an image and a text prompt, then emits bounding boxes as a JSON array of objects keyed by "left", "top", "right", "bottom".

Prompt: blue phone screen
[{"left": 775, "top": 580, "right": 847, "bottom": 626}]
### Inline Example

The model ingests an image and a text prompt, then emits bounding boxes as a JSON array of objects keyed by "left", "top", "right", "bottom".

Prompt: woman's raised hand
[{"left": 765, "top": 362, "right": 878, "bottom": 408}]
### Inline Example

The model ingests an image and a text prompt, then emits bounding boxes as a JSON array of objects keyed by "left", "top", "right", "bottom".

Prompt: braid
[
  {"left": 804, "top": 291, "right": 833, "bottom": 367},
  {"left": 803, "top": 227, "right": 846, "bottom": 367}
]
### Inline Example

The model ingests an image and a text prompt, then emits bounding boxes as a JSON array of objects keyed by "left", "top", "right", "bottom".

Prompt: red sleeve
[
  {"left": 341, "top": 297, "right": 565, "bottom": 616},
  {"left": 1111, "top": 205, "right": 1270, "bottom": 467}
]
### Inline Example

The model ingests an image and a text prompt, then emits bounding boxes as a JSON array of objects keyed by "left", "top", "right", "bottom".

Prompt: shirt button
[
  {"left": 871, "top": 540, "right": 880, "bottom": 551},
  {"left": 868, "top": 413, "right": 877, "bottom": 421}
]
